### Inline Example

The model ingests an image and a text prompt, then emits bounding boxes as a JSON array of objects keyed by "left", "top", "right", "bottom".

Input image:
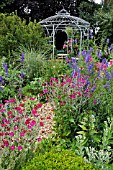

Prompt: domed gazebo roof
[{"left": 39, "top": 9, "right": 90, "bottom": 31}]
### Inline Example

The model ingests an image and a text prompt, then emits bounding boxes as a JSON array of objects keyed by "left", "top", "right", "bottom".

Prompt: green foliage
[
  {"left": 0, "top": 12, "right": 51, "bottom": 63},
  {"left": 44, "top": 59, "right": 71, "bottom": 80},
  {"left": 22, "top": 148, "right": 96, "bottom": 170},
  {"left": 0, "top": 59, "right": 22, "bottom": 101},
  {"left": 95, "top": 6, "right": 113, "bottom": 43},
  {"left": 76, "top": 110, "right": 100, "bottom": 147},
  {"left": 20, "top": 49, "right": 47, "bottom": 82},
  {"left": 78, "top": 1, "right": 101, "bottom": 27}
]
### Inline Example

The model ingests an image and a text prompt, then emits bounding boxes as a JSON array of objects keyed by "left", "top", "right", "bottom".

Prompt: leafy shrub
[
  {"left": 0, "top": 12, "right": 51, "bottom": 63},
  {"left": 22, "top": 148, "right": 96, "bottom": 170}
]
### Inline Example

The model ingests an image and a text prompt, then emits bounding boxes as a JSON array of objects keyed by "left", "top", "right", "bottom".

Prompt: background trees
[
  {"left": 0, "top": 0, "right": 99, "bottom": 22},
  {"left": 1, "top": 0, "right": 113, "bottom": 43}
]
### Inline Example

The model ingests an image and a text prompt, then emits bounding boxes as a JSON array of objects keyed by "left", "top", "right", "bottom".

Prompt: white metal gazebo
[{"left": 39, "top": 9, "right": 90, "bottom": 58}]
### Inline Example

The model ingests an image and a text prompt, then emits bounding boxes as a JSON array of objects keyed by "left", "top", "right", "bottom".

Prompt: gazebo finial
[{"left": 57, "top": 8, "right": 70, "bottom": 16}]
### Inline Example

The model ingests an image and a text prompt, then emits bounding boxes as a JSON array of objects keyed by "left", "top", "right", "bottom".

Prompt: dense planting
[{"left": 1, "top": 11, "right": 113, "bottom": 170}]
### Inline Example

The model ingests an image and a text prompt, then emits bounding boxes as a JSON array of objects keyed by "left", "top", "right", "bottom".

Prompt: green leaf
[
  {"left": 77, "top": 131, "right": 86, "bottom": 135},
  {"left": 79, "top": 125, "right": 87, "bottom": 131},
  {"left": 93, "top": 135, "right": 101, "bottom": 143},
  {"left": 81, "top": 138, "right": 88, "bottom": 145},
  {"left": 69, "top": 118, "right": 75, "bottom": 123}
]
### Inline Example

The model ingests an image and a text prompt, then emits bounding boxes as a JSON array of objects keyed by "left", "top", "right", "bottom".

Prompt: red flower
[
  {"left": 0, "top": 132, "right": 4, "bottom": 136},
  {"left": 30, "top": 98, "right": 36, "bottom": 101},
  {"left": 4, "top": 99, "right": 16, "bottom": 103},
  {"left": 94, "top": 100, "right": 97, "bottom": 105},
  {"left": 30, "top": 120, "right": 36, "bottom": 126},
  {"left": 18, "top": 146, "right": 22, "bottom": 151},
  {"left": 25, "top": 118, "right": 31, "bottom": 125},
  {"left": 40, "top": 122, "right": 44, "bottom": 126},
  {"left": 8, "top": 111, "right": 12, "bottom": 115},
  {"left": 10, "top": 145, "right": 15, "bottom": 150},
  {"left": 36, "top": 103, "right": 42, "bottom": 109},
  {"left": 0, "top": 109, "right": 5, "bottom": 113},
  {"left": 19, "top": 103, "right": 24, "bottom": 107},
  {"left": 37, "top": 138, "right": 41, "bottom": 142},
  {"left": 43, "top": 89, "right": 48, "bottom": 93},
  {"left": 47, "top": 116, "right": 51, "bottom": 119},
  {"left": 3, "top": 141, "right": 9, "bottom": 146},
  {"left": 14, "top": 126, "right": 18, "bottom": 130},
  {"left": 90, "top": 94, "right": 92, "bottom": 98},
  {"left": 0, "top": 104, "right": 3, "bottom": 107},
  {"left": 39, "top": 93, "right": 43, "bottom": 97},
  {"left": 1, "top": 124, "right": 6, "bottom": 127},
  {"left": 22, "top": 129, "right": 27, "bottom": 133},
  {"left": 10, "top": 132, "right": 14, "bottom": 136},
  {"left": 14, "top": 107, "right": 21, "bottom": 111},
  {"left": 20, "top": 132, "right": 25, "bottom": 137},
  {"left": 69, "top": 94, "right": 76, "bottom": 99}
]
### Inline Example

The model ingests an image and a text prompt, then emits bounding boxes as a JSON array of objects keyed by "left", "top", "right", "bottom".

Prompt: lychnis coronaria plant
[{"left": 0, "top": 97, "right": 43, "bottom": 170}]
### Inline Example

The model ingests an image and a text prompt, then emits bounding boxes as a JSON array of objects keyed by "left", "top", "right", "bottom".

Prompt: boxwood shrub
[{"left": 22, "top": 149, "right": 96, "bottom": 170}]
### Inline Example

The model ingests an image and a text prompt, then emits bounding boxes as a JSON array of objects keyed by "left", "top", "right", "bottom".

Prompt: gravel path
[{"left": 37, "top": 102, "right": 55, "bottom": 141}]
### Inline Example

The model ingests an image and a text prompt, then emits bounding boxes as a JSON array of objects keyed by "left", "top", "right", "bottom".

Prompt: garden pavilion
[{"left": 39, "top": 8, "right": 90, "bottom": 59}]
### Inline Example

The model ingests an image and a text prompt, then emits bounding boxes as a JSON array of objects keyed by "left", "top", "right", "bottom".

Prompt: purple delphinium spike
[
  {"left": 98, "top": 51, "right": 102, "bottom": 59},
  {"left": 87, "top": 63, "right": 94, "bottom": 73},
  {"left": 3, "top": 63, "right": 8, "bottom": 75},
  {"left": 91, "top": 85, "right": 96, "bottom": 93},
  {"left": 65, "top": 57, "right": 69, "bottom": 61},
  {"left": 82, "top": 50, "right": 87, "bottom": 57},
  {"left": 72, "top": 69, "right": 76, "bottom": 77},
  {"left": 106, "top": 38, "right": 110, "bottom": 43},
  {"left": 74, "top": 39, "right": 78, "bottom": 44},
  {"left": 77, "top": 68, "right": 81, "bottom": 78},
  {"left": 103, "top": 82, "right": 110, "bottom": 91},
  {"left": 105, "top": 71, "right": 111, "bottom": 80},
  {"left": 78, "top": 52, "right": 80, "bottom": 57},
  {"left": 20, "top": 72, "right": 24, "bottom": 80},
  {"left": 0, "top": 76, "right": 3, "bottom": 82},
  {"left": 88, "top": 47, "right": 93, "bottom": 53},
  {"left": 1, "top": 80, "right": 4, "bottom": 85},
  {"left": 72, "top": 57, "right": 76, "bottom": 63},
  {"left": 20, "top": 52, "right": 25, "bottom": 62},
  {"left": 102, "top": 58, "right": 107, "bottom": 64}
]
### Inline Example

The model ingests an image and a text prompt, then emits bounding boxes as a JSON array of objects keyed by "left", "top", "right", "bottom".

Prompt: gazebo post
[
  {"left": 87, "top": 28, "right": 90, "bottom": 50},
  {"left": 52, "top": 24, "right": 55, "bottom": 59},
  {"left": 80, "top": 29, "right": 82, "bottom": 55},
  {"left": 71, "top": 29, "right": 73, "bottom": 53}
]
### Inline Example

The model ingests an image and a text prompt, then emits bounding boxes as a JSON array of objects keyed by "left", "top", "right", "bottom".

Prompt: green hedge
[{"left": 22, "top": 149, "right": 96, "bottom": 170}]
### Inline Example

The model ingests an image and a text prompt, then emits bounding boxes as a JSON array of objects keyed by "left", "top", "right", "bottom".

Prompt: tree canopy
[{"left": 0, "top": 0, "right": 100, "bottom": 23}]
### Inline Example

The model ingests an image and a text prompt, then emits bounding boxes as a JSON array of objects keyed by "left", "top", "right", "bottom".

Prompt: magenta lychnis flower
[
  {"left": 10, "top": 145, "right": 15, "bottom": 150},
  {"left": 18, "top": 146, "right": 22, "bottom": 151}
]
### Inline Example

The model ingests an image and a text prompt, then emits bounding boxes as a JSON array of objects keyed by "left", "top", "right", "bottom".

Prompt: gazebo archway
[
  {"left": 55, "top": 30, "right": 67, "bottom": 50},
  {"left": 39, "top": 8, "right": 90, "bottom": 59}
]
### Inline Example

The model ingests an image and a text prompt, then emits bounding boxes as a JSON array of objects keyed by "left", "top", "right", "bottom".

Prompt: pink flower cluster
[
  {"left": 0, "top": 97, "right": 44, "bottom": 151},
  {"left": 40, "top": 74, "right": 92, "bottom": 107}
]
